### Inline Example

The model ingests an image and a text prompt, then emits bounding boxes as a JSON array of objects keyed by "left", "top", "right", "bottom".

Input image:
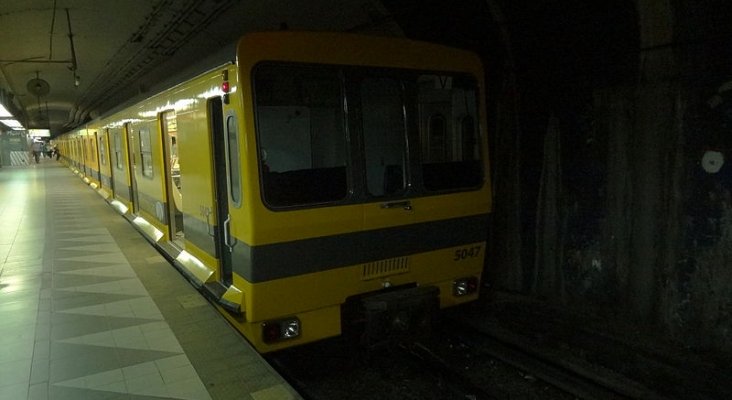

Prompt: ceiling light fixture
[
  {"left": 0, "top": 119, "right": 24, "bottom": 129},
  {"left": 0, "top": 103, "right": 12, "bottom": 118}
]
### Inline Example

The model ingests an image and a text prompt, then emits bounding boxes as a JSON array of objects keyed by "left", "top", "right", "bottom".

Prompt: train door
[
  {"left": 160, "top": 111, "right": 184, "bottom": 246},
  {"left": 125, "top": 123, "right": 141, "bottom": 213},
  {"left": 209, "top": 97, "right": 233, "bottom": 285}
]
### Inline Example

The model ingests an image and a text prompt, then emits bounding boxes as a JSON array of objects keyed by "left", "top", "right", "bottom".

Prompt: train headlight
[
  {"left": 452, "top": 276, "right": 479, "bottom": 297},
  {"left": 262, "top": 317, "right": 301, "bottom": 343}
]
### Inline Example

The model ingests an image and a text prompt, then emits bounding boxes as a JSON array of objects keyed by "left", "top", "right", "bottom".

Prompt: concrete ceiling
[{"left": 0, "top": 0, "right": 403, "bottom": 135}]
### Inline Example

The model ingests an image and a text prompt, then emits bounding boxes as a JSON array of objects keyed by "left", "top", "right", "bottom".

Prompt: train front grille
[{"left": 361, "top": 256, "right": 410, "bottom": 280}]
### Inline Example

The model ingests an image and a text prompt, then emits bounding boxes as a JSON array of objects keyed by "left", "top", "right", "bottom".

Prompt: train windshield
[
  {"left": 254, "top": 64, "right": 348, "bottom": 208},
  {"left": 254, "top": 63, "right": 483, "bottom": 209},
  {"left": 416, "top": 74, "right": 482, "bottom": 192}
]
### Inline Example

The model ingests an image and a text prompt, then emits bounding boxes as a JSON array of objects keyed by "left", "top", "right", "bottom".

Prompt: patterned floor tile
[{"left": 0, "top": 162, "right": 298, "bottom": 399}]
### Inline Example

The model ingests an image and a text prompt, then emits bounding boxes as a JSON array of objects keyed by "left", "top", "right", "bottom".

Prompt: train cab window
[
  {"left": 113, "top": 130, "right": 123, "bottom": 170},
  {"left": 417, "top": 74, "right": 482, "bottom": 192},
  {"left": 139, "top": 127, "right": 153, "bottom": 178},
  {"left": 427, "top": 114, "right": 447, "bottom": 162},
  {"left": 226, "top": 114, "right": 242, "bottom": 205},
  {"left": 360, "top": 77, "right": 407, "bottom": 197},
  {"left": 254, "top": 64, "right": 347, "bottom": 208}
]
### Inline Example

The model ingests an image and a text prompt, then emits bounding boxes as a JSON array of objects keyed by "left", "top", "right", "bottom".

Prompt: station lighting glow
[
  {"left": 109, "top": 199, "right": 129, "bottom": 215},
  {"left": 138, "top": 99, "right": 196, "bottom": 118},
  {"left": 132, "top": 216, "right": 164, "bottom": 242},
  {"left": 176, "top": 250, "right": 214, "bottom": 286},
  {"left": 0, "top": 104, "right": 12, "bottom": 118},
  {"left": 0, "top": 119, "right": 24, "bottom": 129},
  {"left": 106, "top": 118, "right": 141, "bottom": 128},
  {"left": 29, "top": 129, "right": 51, "bottom": 137}
]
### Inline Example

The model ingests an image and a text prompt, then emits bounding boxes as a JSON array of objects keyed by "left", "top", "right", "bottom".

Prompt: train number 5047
[{"left": 454, "top": 246, "right": 482, "bottom": 261}]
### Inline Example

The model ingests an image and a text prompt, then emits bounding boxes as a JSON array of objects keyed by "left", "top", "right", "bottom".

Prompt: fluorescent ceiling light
[
  {"left": 0, "top": 119, "right": 24, "bottom": 129},
  {"left": 0, "top": 104, "right": 12, "bottom": 118},
  {"left": 29, "top": 129, "right": 50, "bottom": 137}
]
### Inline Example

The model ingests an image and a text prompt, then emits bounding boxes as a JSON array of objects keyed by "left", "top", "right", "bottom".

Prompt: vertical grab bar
[{"left": 223, "top": 214, "right": 237, "bottom": 252}]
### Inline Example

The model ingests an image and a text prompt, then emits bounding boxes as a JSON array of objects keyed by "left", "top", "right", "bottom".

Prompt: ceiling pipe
[
  {"left": 65, "top": 8, "right": 79, "bottom": 86},
  {"left": 49, "top": 0, "right": 58, "bottom": 59}
]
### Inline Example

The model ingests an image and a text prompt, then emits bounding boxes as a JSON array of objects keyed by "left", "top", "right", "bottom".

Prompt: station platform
[{"left": 0, "top": 159, "right": 302, "bottom": 400}]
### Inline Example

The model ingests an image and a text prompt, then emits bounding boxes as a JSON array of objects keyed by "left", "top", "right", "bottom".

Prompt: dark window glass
[
  {"left": 428, "top": 114, "right": 447, "bottom": 162},
  {"left": 254, "top": 64, "right": 347, "bottom": 207},
  {"left": 417, "top": 74, "right": 482, "bottom": 191},
  {"left": 360, "top": 77, "right": 407, "bottom": 197},
  {"left": 226, "top": 115, "right": 241, "bottom": 205}
]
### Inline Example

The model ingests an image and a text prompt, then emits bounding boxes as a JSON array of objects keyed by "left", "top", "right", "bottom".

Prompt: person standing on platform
[{"left": 31, "top": 141, "right": 42, "bottom": 163}]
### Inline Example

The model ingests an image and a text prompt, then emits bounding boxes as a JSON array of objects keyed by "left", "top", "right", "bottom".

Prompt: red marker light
[{"left": 221, "top": 69, "right": 230, "bottom": 104}]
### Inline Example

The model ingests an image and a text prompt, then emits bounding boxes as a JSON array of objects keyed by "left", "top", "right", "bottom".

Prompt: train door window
[
  {"left": 87, "top": 137, "right": 97, "bottom": 165},
  {"left": 99, "top": 133, "right": 107, "bottom": 166},
  {"left": 139, "top": 127, "right": 153, "bottom": 178},
  {"left": 163, "top": 112, "right": 180, "bottom": 189},
  {"left": 360, "top": 77, "right": 407, "bottom": 197},
  {"left": 226, "top": 114, "right": 242, "bottom": 206},
  {"left": 254, "top": 63, "right": 347, "bottom": 208},
  {"left": 417, "top": 74, "right": 482, "bottom": 192},
  {"left": 113, "top": 130, "right": 123, "bottom": 170}
]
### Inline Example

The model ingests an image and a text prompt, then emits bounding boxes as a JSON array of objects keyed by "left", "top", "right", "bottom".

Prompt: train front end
[{"left": 221, "top": 31, "right": 491, "bottom": 352}]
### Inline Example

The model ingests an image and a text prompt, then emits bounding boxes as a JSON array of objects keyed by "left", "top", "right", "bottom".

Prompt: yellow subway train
[{"left": 56, "top": 31, "right": 492, "bottom": 353}]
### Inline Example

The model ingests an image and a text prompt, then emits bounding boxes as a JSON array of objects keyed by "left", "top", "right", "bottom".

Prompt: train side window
[
  {"left": 113, "top": 130, "right": 123, "bottom": 170},
  {"left": 139, "top": 127, "right": 153, "bottom": 178},
  {"left": 99, "top": 133, "right": 107, "bottom": 166},
  {"left": 254, "top": 63, "right": 347, "bottom": 208},
  {"left": 360, "top": 77, "right": 407, "bottom": 198},
  {"left": 87, "top": 137, "right": 94, "bottom": 162},
  {"left": 226, "top": 114, "right": 242, "bottom": 205},
  {"left": 417, "top": 74, "right": 482, "bottom": 192}
]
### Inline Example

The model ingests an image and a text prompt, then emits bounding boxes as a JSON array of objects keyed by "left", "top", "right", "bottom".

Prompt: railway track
[
  {"left": 265, "top": 312, "right": 667, "bottom": 400},
  {"left": 420, "top": 320, "right": 637, "bottom": 400},
  {"left": 396, "top": 340, "right": 501, "bottom": 400}
]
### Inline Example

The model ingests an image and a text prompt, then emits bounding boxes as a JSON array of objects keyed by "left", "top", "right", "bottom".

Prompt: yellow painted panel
[{"left": 235, "top": 242, "right": 485, "bottom": 322}]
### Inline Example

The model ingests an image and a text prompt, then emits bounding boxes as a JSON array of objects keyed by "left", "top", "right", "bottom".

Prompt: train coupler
[{"left": 361, "top": 285, "right": 439, "bottom": 348}]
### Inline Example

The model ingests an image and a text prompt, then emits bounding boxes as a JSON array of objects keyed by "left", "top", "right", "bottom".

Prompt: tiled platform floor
[{"left": 0, "top": 159, "right": 301, "bottom": 400}]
